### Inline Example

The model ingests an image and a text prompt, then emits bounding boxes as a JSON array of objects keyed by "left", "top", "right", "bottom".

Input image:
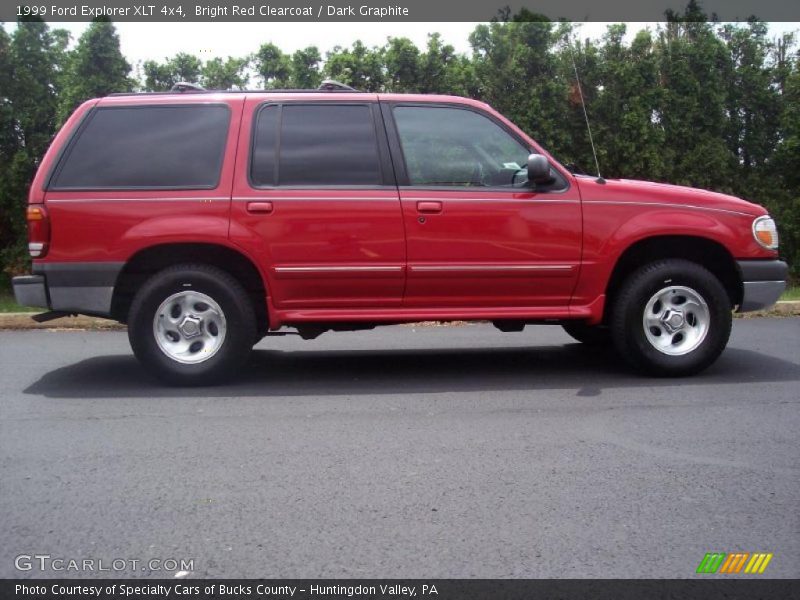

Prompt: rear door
[
  {"left": 231, "top": 96, "right": 405, "bottom": 309},
  {"left": 382, "top": 102, "right": 582, "bottom": 309}
]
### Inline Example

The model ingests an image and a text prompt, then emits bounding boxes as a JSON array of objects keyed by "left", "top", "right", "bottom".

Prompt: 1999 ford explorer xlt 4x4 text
[{"left": 12, "top": 83, "right": 788, "bottom": 385}]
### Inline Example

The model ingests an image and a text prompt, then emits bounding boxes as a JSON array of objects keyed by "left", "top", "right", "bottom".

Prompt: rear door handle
[
  {"left": 247, "top": 201, "right": 274, "bottom": 214},
  {"left": 417, "top": 201, "right": 442, "bottom": 214}
]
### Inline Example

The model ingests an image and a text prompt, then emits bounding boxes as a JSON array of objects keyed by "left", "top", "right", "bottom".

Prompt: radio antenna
[{"left": 567, "top": 34, "right": 604, "bottom": 184}]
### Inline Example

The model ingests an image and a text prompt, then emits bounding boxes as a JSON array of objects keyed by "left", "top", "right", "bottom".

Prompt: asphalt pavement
[{"left": 1, "top": 319, "right": 798, "bottom": 579}]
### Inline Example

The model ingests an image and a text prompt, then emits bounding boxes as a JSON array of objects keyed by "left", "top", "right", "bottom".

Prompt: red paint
[{"left": 29, "top": 92, "right": 778, "bottom": 328}]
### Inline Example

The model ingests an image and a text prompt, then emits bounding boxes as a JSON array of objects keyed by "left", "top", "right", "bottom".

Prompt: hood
[{"left": 574, "top": 176, "right": 767, "bottom": 217}]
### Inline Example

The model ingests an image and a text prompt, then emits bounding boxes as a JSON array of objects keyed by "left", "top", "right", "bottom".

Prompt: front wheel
[
  {"left": 128, "top": 264, "right": 256, "bottom": 385},
  {"left": 610, "top": 259, "right": 732, "bottom": 376}
]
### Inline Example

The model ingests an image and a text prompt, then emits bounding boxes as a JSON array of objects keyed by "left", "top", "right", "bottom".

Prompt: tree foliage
[
  {"left": 201, "top": 56, "right": 249, "bottom": 90},
  {"left": 57, "top": 18, "right": 132, "bottom": 124},
  {"left": 143, "top": 52, "right": 202, "bottom": 90},
  {"left": 253, "top": 42, "right": 291, "bottom": 88},
  {"left": 1, "top": 19, "right": 66, "bottom": 275},
  {"left": 1, "top": 5, "right": 800, "bottom": 280}
]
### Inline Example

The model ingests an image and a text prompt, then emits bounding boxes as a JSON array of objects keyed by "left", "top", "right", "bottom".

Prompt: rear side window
[
  {"left": 50, "top": 105, "right": 230, "bottom": 190},
  {"left": 250, "top": 105, "right": 279, "bottom": 187},
  {"left": 251, "top": 104, "right": 381, "bottom": 187}
]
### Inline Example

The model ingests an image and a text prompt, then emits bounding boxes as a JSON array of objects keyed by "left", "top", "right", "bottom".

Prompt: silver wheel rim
[
  {"left": 642, "top": 285, "right": 710, "bottom": 356},
  {"left": 153, "top": 291, "right": 227, "bottom": 364}
]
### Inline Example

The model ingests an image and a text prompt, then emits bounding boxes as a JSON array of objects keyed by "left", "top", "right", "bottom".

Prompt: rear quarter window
[{"left": 49, "top": 104, "right": 230, "bottom": 190}]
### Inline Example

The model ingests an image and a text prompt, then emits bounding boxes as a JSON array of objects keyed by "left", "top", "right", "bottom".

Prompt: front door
[{"left": 383, "top": 102, "right": 582, "bottom": 308}]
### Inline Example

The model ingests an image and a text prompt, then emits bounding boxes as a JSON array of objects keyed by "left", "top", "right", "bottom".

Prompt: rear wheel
[
  {"left": 562, "top": 322, "right": 611, "bottom": 346},
  {"left": 610, "top": 259, "right": 732, "bottom": 376},
  {"left": 128, "top": 264, "right": 256, "bottom": 385}
]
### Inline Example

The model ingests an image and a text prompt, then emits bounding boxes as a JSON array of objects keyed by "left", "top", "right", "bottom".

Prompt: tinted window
[
  {"left": 251, "top": 104, "right": 381, "bottom": 187},
  {"left": 393, "top": 106, "right": 531, "bottom": 188},
  {"left": 250, "top": 105, "right": 278, "bottom": 186},
  {"left": 51, "top": 105, "right": 230, "bottom": 189}
]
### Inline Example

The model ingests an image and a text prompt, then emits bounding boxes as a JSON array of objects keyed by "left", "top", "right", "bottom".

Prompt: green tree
[
  {"left": 57, "top": 19, "right": 132, "bottom": 124},
  {"left": 0, "top": 25, "right": 19, "bottom": 278},
  {"left": 654, "top": 5, "right": 734, "bottom": 191},
  {"left": 583, "top": 25, "right": 666, "bottom": 179},
  {"left": 253, "top": 42, "right": 290, "bottom": 88},
  {"left": 1, "top": 19, "right": 64, "bottom": 276},
  {"left": 770, "top": 50, "right": 800, "bottom": 277},
  {"left": 0, "top": 26, "right": 15, "bottom": 159},
  {"left": 290, "top": 46, "right": 322, "bottom": 88},
  {"left": 142, "top": 52, "right": 202, "bottom": 91},
  {"left": 719, "top": 21, "right": 781, "bottom": 177},
  {"left": 417, "top": 33, "right": 475, "bottom": 95},
  {"left": 469, "top": 18, "right": 573, "bottom": 158},
  {"left": 384, "top": 37, "right": 419, "bottom": 92},
  {"left": 324, "top": 41, "right": 385, "bottom": 91},
  {"left": 201, "top": 56, "right": 249, "bottom": 89}
]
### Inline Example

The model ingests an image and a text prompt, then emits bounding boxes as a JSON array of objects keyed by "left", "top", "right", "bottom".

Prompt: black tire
[
  {"left": 562, "top": 322, "right": 612, "bottom": 346},
  {"left": 128, "top": 264, "right": 256, "bottom": 385},
  {"left": 610, "top": 259, "right": 732, "bottom": 376}
]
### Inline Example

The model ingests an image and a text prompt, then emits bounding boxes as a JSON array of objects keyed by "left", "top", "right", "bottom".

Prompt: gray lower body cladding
[
  {"left": 736, "top": 259, "right": 788, "bottom": 312},
  {"left": 11, "top": 259, "right": 789, "bottom": 317},
  {"left": 12, "top": 262, "right": 124, "bottom": 317}
]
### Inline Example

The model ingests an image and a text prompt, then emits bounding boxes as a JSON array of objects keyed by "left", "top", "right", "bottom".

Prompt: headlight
[{"left": 752, "top": 216, "right": 779, "bottom": 250}]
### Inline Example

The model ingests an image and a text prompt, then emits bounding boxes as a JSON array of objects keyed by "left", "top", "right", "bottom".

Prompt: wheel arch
[
  {"left": 605, "top": 235, "right": 742, "bottom": 320},
  {"left": 111, "top": 242, "right": 269, "bottom": 335}
]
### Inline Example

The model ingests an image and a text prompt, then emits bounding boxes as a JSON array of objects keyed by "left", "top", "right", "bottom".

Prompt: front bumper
[{"left": 737, "top": 259, "right": 788, "bottom": 312}]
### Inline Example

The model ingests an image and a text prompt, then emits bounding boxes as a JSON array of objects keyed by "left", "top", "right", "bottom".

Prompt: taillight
[{"left": 26, "top": 205, "right": 50, "bottom": 258}]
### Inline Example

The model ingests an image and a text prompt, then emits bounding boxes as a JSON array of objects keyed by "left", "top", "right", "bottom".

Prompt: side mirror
[{"left": 527, "top": 154, "right": 551, "bottom": 184}]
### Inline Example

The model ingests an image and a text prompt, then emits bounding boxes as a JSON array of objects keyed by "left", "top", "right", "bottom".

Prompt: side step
[{"left": 31, "top": 311, "right": 74, "bottom": 323}]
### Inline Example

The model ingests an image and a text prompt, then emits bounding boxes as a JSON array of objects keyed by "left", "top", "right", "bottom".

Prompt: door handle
[
  {"left": 246, "top": 201, "right": 274, "bottom": 214},
  {"left": 417, "top": 201, "right": 442, "bottom": 214}
]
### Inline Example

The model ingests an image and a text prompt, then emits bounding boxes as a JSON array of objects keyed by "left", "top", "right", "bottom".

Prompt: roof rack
[
  {"left": 171, "top": 82, "right": 206, "bottom": 93},
  {"left": 317, "top": 79, "right": 356, "bottom": 91},
  {"left": 108, "top": 83, "right": 364, "bottom": 97}
]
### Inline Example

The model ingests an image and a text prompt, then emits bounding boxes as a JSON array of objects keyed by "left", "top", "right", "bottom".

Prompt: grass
[
  {"left": 0, "top": 292, "right": 34, "bottom": 313},
  {"left": 781, "top": 286, "right": 800, "bottom": 301},
  {"left": 0, "top": 272, "right": 33, "bottom": 312},
  {"left": 0, "top": 275, "right": 34, "bottom": 312}
]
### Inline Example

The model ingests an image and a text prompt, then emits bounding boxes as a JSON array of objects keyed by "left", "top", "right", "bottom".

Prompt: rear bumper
[
  {"left": 12, "top": 275, "right": 49, "bottom": 309},
  {"left": 736, "top": 259, "right": 788, "bottom": 312},
  {"left": 12, "top": 262, "right": 124, "bottom": 317}
]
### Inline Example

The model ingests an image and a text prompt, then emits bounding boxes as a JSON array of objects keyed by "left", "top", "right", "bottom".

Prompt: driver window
[{"left": 393, "top": 106, "right": 531, "bottom": 188}]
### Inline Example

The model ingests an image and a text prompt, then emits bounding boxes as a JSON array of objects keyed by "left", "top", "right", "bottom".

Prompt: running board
[{"left": 31, "top": 311, "right": 74, "bottom": 323}]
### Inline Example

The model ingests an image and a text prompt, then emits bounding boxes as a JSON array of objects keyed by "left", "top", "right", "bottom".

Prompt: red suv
[{"left": 12, "top": 84, "right": 787, "bottom": 384}]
